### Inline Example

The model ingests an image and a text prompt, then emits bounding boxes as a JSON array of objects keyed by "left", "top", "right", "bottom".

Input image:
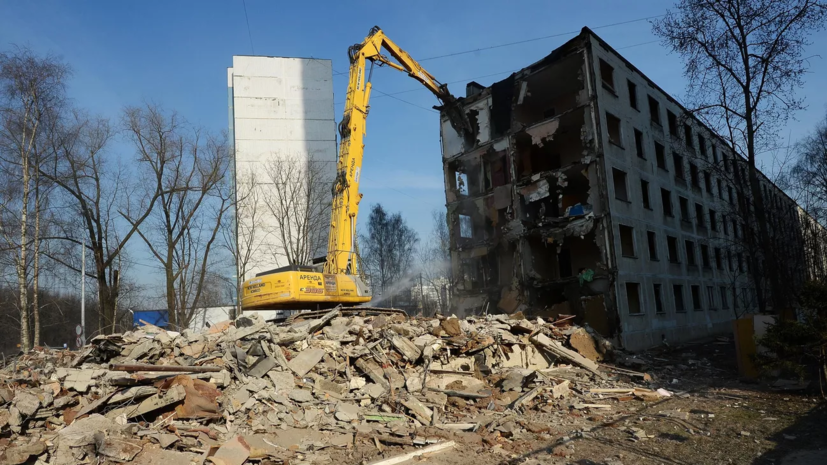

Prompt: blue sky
[{"left": 2, "top": 0, "right": 826, "bottom": 293}]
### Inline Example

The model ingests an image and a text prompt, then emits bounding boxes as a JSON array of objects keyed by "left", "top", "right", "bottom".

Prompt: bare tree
[
  {"left": 792, "top": 112, "right": 827, "bottom": 219},
  {"left": 124, "top": 104, "right": 231, "bottom": 331},
  {"left": 40, "top": 110, "right": 161, "bottom": 336},
  {"left": 416, "top": 209, "right": 452, "bottom": 315},
  {"left": 360, "top": 203, "right": 419, "bottom": 300},
  {"left": 0, "top": 47, "right": 69, "bottom": 351},
  {"left": 653, "top": 0, "right": 827, "bottom": 312},
  {"left": 261, "top": 156, "right": 331, "bottom": 266},
  {"left": 790, "top": 111, "right": 827, "bottom": 281},
  {"left": 223, "top": 167, "right": 266, "bottom": 318}
]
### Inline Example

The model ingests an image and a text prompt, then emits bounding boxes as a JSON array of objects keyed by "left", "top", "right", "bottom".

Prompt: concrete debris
[
  {"left": 288, "top": 347, "right": 326, "bottom": 377},
  {"left": 209, "top": 435, "right": 250, "bottom": 465},
  {"left": 569, "top": 327, "right": 603, "bottom": 362},
  {"left": 1, "top": 441, "right": 47, "bottom": 465},
  {"left": 96, "top": 435, "right": 144, "bottom": 461},
  {"left": 0, "top": 311, "right": 667, "bottom": 464},
  {"left": 334, "top": 401, "right": 361, "bottom": 422}
]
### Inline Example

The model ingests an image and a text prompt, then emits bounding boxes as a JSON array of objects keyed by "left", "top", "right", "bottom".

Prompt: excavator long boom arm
[{"left": 324, "top": 26, "right": 471, "bottom": 276}]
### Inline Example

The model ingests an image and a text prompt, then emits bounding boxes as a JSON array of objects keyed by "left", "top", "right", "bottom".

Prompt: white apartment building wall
[{"left": 228, "top": 56, "right": 336, "bottom": 281}]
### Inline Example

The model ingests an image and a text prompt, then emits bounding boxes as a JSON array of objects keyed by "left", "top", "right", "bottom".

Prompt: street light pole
[{"left": 80, "top": 235, "right": 85, "bottom": 342}]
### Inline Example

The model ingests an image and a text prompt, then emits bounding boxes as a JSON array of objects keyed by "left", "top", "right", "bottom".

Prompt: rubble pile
[{"left": 0, "top": 309, "right": 671, "bottom": 464}]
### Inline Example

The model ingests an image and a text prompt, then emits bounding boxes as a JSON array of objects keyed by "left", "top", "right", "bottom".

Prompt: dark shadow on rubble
[
  {"left": 751, "top": 402, "right": 827, "bottom": 465},
  {"left": 658, "top": 432, "right": 690, "bottom": 443},
  {"left": 501, "top": 395, "right": 695, "bottom": 465}
]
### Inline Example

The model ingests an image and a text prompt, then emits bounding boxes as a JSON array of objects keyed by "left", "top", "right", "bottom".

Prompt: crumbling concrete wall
[
  {"left": 443, "top": 27, "right": 826, "bottom": 351},
  {"left": 440, "top": 32, "right": 618, "bottom": 339}
]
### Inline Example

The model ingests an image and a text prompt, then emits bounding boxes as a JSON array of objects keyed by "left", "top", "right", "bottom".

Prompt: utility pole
[
  {"left": 80, "top": 235, "right": 85, "bottom": 343},
  {"left": 419, "top": 272, "right": 425, "bottom": 316}
]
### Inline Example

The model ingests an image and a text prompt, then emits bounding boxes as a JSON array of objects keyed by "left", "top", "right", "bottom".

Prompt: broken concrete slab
[
  {"left": 267, "top": 370, "right": 295, "bottom": 393},
  {"left": 316, "top": 378, "right": 347, "bottom": 397},
  {"left": 246, "top": 355, "right": 277, "bottom": 378},
  {"left": 355, "top": 358, "right": 390, "bottom": 390},
  {"left": 1, "top": 441, "right": 47, "bottom": 465},
  {"left": 131, "top": 445, "right": 200, "bottom": 465},
  {"left": 109, "top": 384, "right": 187, "bottom": 420},
  {"left": 551, "top": 379, "right": 571, "bottom": 399},
  {"left": 363, "top": 383, "right": 386, "bottom": 399},
  {"left": 59, "top": 414, "right": 121, "bottom": 447},
  {"left": 500, "top": 369, "right": 534, "bottom": 391},
  {"left": 334, "top": 402, "right": 361, "bottom": 422},
  {"left": 95, "top": 434, "right": 143, "bottom": 461},
  {"left": 153, "top": 433, "right": 180, "bottom": 448},
  {"left": 401, "top": 397, "right": 433, "bottom": 424},
  {"left": 288, "top": 389, "right": 314, "bottom": 403},
  {"left": 12, "top": 391, "right": 41, "bottom": 417},
  {"left": 108, "top": 386, "right": 158, "bottom": 404},
  {"left": 388, "top": 334, "right": 422, "bottom": 362},
  {"left": 426, "top": 373, "right": 486, "bottom": 393},
  {"left": 287, "top": 347, "right": 326, "bottom": 377},
  {"left": 569, "top": 327, "right": 602, "bottom": 362},
  {"left": 531, "top": 333, "right": 605, "bottom": 378},
  {"left": 208, "top": 435, "right": 250, "bottom": 465},
  {"left": 440, "top": 318, "right": 462, "bottom": 337}
]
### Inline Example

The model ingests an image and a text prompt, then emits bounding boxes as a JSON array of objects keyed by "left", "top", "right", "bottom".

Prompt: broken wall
[{"left": 440, "top": 32, "right": 616, "bottom": 337}]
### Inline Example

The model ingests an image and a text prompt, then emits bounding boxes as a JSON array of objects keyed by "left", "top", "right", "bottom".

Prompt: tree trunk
[
  {"left": 32, "top": 179, "right": 41, "bottom": 348},
  {"left": 18, "top": 153, "right": 31, "bottom": 352},
  {"left": 748, "top": 164, "right": 780, "bottom": 311},
  {"left": 165, "top": 262, "right": 177, "bottom": 330},
  {"left": 745, "top": 101, "right": 781, "bottom": 313},
  {"left": 95, "top": 253, "right": 118, "bottom": 335},
  {"left": 110, "top": 269, "right": 119, "bottom": 334}
]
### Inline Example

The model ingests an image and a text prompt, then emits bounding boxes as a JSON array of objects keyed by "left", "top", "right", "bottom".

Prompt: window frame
[
  {"left": 647, "top": 230, "right": 659, "bottom": 261},
  {"left": 627, "top": 79, "right": 638, "bottom": 110},
  {"left": 648, "top": 96, "right": 661, "bottom": 126},
  {"left": 612, "top": 168, "right": 629, "bottom": 202},
  {"left": 654, "top": 283, "right": 665, "bottom": 314},
  {"left": 667, "top": 235, "right": 680, "bottom": 263},
  {"left": 641, "top": 179, "right": 651, "bottom": 209},
  {"left": 685, "top": 240, "right": 696, "bottom": 266},
  {"left": 634, "top": 128, "right": 645, "bottom": 158},
  {"left": 606, "top": 112, "right": 623, "bottom": 147},
  {"left": 599, "top": 58, "right": 616, "bottom": 93},
  {"left": 619, "top": 224, "right": 637, "bottom": 258},
  {"left": 691, "top": 285, "right": 703, "bottom": 311},
  {"left": 673, "top": 284, "right": 686, "bottom": 312}
]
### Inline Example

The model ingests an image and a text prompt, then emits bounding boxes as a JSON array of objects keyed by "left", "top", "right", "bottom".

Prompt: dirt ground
[{"left": 329, "top": 338, "right": 827, "bottom": 465}]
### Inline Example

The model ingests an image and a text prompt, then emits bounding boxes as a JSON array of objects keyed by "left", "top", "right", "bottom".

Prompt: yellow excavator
[{"left": 241, "top": 26, "right": 472, "bottom": 311}]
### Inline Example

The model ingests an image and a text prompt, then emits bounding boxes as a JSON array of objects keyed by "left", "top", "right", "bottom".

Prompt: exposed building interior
[{"left": 440, "top": 34, "right": 616, "bottom": 337}]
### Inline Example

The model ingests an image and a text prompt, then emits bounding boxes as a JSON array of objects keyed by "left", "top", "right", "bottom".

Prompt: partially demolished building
[{"left": 440, "top": 28, "right": 825, "bottom": 350}]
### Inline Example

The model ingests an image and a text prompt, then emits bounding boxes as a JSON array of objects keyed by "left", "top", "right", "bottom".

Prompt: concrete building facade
[
  {"left": 439, "top": 28, "right": 826, "bottom": 351},
  {"left": 228, "top": 56, "right": 336, "bottom": 282}
]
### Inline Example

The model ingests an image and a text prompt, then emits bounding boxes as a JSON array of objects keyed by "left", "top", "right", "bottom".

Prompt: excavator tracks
[{"left": 284, "top": 306, "right": 407, "bottom": 324}]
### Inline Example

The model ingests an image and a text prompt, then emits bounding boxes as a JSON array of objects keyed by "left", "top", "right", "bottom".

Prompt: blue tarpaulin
[{"left": 133, "top": 310, "right": 169, "bottom": 328}]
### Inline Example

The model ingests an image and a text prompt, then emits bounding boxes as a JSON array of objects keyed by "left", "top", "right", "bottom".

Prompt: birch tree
[
  {"left": 0, "top": 48, "right": 68, "bottom": 350},
  {"left": 223, "top": 167, "right": 266, "bottom": 318}
]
